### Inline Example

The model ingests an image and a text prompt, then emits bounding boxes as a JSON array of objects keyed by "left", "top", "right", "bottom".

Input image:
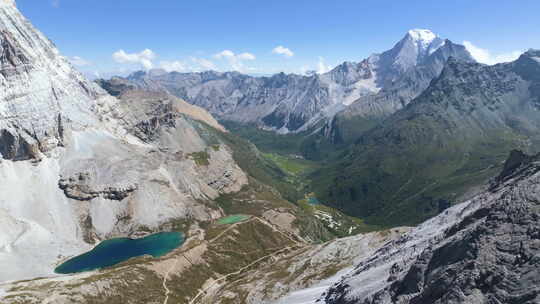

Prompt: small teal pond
[
  {"left": 308, "top": 197, "right": 321, "bottom": 205},
  {"left": 55, "top": 232, "right": 184, "bottom": 274}
]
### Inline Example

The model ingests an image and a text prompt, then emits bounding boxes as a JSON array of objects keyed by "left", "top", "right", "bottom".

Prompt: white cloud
[
  {"left": 213, "top": 50, "right": 256, "bottom": 72},
  {"left": 237, "top": 52, "right": 256, "bottom": 60},
  {"left": 110, "top": 48, "right": 254, "bottom": 73},
  {"left": 159, "top": 60, "right": 187, "bottom": 72},
  {"left": 159, "top": 57, "right": 218, "bottom": 73},
  {"left": 91, "top": 68, "right": 132, "bottom": 80},
  {"left": 317, "top": 57, "right": 332, "bottom": 74},
  {"left": 463, "top": 41, "right": 523, "bottom": 65},
  {"left": 112, "top": 49, "right": 156, "bottom": 70},
  {"left": 214, "top": 50, "right": 235, "bottom": 59},
  {"left": 214, "top": 50, "right": 255, "bottom": 60},
  {"left": 272, "top": 45, "right": 294, "bottom": 58},
  {"left": 69, "top": 56, "right": 91, "bottom": 67},
  {"left": 191, "top": 57, "right": 217, "bottom": 71},
  {"left": 299, "top": 65, "right": 316, "bottom": 75}
]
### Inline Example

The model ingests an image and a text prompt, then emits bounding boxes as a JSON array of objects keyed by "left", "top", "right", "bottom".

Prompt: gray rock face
[
  {"left": 0, "top": 0, "right": 247, "bottom": 283},
  {"left": 108, "top": 30, "right": 473, "bottom": 134},
  {"left": 322, "top": 151, "right": 540, "bottom": 304},
  {"left": 122, "top": 70, "right": 332, "bottom": 133},
  {"left": 0, "top": 0, "right": 109, "bottom": 161},
  {"left": 58, "top": 172, "right": 138, "bottom": 201},
  {"left": 328, "top": 38, "right": 474, "bottom": 143}
]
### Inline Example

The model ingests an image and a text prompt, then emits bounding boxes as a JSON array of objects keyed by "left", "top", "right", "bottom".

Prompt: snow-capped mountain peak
[
  {"left": 0, "top": 0, "right": 15, "bottom": 7},
  {"left": 407, "top": 28, "right": 437, "bottom": 44},
  {"left": 404, "top": 29, "right": 445, "bottom": 54},
  {"left": 384, "top": 29, "right": 447, "bottom": 72}
]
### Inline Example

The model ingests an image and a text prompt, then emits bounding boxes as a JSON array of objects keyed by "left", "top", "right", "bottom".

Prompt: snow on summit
[
  {"left": 405, "top": 29, "right": 445, "bottom": 55},
  {"left": 0, "top": 0, "right": 15, "bottom": 7},
  {"left": 407, "top": 29, "right": 437, "bottom": 44}
]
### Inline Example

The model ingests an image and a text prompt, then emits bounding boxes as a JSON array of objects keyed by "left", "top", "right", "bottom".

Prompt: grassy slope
[
  {"left": 313, "top": 129, "right": 524, "bottom": 227},
  {"left": 221, "top": 120, "right": 307, "bottom": 156},
  {"left": 221, "top": 120, "right": 348, "bottom": 161},
  {"left": 186, "top": 117, "right": 304, "bottom": 204},
  {"left": 191, "top": 119, "right": 340, "bottom": 242},
  {"left": 217, "top": 121, "right": 381, "bottom": 235},
  {"left": 8, "top": 219, "right": 299, "bottom": 304},
  {"left": 213, "top": 125, "right": 304, "bottom": 203}
]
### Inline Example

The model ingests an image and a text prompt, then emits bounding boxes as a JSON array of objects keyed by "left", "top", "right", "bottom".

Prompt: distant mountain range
[{"left": 105, "top": 29, "right": 474, "bottom": 135}]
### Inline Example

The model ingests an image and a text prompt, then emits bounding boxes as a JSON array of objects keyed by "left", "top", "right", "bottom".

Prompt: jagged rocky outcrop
[
  {"left": 58, "top": 172, "right": 138, "bottom": 201},
  {"left": 328, "top": 36, "right": 474, "bottom": 143},
  {"left": 107, "top": 30, "right": 473, "bottom": 135},
  {"left": 0, "top": 0, "right": 113, "bottom": 162},
  {"left": 107, "top": 87, "right": 226, "bottom": 133},
  {"left": 95, "top": 77, "right": 137, "bottom": 97},
  {"left": 321, "top": 150, "right": 540, "bottom": 303}
]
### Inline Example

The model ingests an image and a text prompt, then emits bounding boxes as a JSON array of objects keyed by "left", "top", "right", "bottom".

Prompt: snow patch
[
  {"left": 407, "top": 29, "right": 437, "bottom": 45},
  {"left": 429, "top": 39, "right": 446, "bottom": 55},
  {"left": 406, "top": 29, "right": 445, "bottom": 56},
  {"left": 0, "top": 0, "right": 15, "bottom": 7}
]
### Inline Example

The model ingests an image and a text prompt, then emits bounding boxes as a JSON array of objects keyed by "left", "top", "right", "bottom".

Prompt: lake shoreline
[{"left": 54, "top": 232, "right": 185, "bottom": 274}]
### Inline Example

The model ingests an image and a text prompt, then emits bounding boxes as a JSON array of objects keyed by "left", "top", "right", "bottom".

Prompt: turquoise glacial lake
[{"left": 55, "top": 232, "right": 184, "bottom": 274}]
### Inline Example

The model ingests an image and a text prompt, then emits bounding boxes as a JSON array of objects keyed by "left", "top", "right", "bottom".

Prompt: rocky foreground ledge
[{"left": 322, "top": 150, "right": 540, "bottom": 304}]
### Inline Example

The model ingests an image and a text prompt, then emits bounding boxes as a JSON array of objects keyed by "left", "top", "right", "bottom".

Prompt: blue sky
[{"left": 16, "top": 0, "right": 540, "bottom": 77}]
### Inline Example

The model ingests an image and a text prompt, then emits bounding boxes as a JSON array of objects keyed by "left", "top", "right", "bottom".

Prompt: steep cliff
[{"left": 0, "top": 0, "right": 248, "bottom": 282}]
